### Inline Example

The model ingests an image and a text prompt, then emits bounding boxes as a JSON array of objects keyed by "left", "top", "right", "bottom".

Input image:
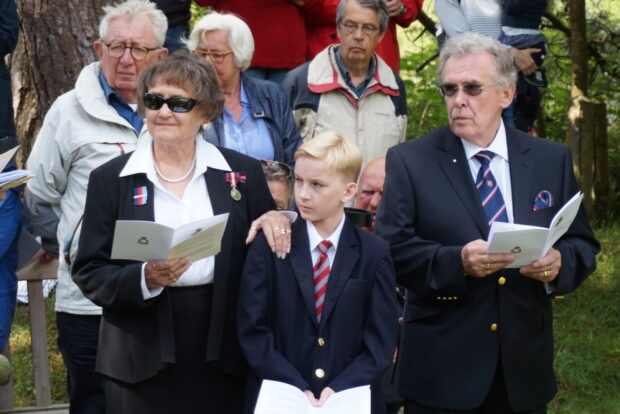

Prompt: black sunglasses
[
  {"left": 143, "top": 93, "right": 197, "bottom": 113},
  {"left": 437, "top": 82, "right": 499, "bottom": 97}
]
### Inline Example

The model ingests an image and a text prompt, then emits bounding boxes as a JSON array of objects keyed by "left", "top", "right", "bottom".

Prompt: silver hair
[
  {"left": 336, "top": 0, "right": 389, "bottom": 34},
  {"left": 99, "top": 0, "right": 167, "bottom": 47},
  {"left": 186, "top": 12, "right": 255, "bottom": 71},
  {"left": 438, "top": 33, "right": 517, "bottom": 87}
]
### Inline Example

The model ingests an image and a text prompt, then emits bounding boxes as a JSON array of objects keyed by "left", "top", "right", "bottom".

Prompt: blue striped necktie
[{"left": 474, "top": 151, "right": 508, "bottom": 225}]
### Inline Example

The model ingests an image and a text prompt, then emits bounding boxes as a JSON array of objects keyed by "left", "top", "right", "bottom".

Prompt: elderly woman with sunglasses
[
  {"left": 187, "top": 12, "right": 301, "bottom": 167},
  {"left": 72, "top": 53, "right": 291, "bottom": 414}
]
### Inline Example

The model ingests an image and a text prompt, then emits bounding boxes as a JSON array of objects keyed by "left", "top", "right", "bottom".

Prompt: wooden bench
[{"left": 0, "top": 259, "right": 68, "bottom": 413}]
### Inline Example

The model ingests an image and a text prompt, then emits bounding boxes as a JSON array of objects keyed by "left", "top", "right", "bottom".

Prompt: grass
[
  {"left": 549, "top": 223, "right": 620, "bottom": 414},
  {"left": 7, "top": 225, "right": 620, "bottom": 411}
]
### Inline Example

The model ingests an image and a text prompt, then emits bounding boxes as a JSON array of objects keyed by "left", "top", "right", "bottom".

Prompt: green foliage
[
  {"left": 399, "top": 26, "right": 447, "bottom": 139},
  {"left": 190, "top": 3, "right": 210, "bottom": 28},
  {"left": 549, "top": 223, "right": 620, "bottom": 413},
  {"left": 9, "top": 296, "right": 66, "bottom": 406}
]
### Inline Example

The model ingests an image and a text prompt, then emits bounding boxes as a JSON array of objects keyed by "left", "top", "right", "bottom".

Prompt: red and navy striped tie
[
  {"left": 474, "top": 151, "right": 508, "bottom": 225},
  {"left": 313, "top": 240, "right": 332, "bottom": 323}
]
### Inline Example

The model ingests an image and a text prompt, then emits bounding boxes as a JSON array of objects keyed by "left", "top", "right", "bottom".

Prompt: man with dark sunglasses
[
  {"left": 24, "top": 2, "right": 167, "bottom": 413},
  {"left": 376, "top": 33, "right": 599, "bottom": 414}
]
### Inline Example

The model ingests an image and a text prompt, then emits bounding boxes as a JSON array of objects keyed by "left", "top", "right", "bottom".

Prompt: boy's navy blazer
[
  {"left": 238, "top": 217, "right": 399, "bottom": 413},
  {"left": 72, "top": 147, "right": 275, "bottom": 384}
]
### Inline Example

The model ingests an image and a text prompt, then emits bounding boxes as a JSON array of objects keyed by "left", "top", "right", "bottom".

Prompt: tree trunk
[
  {"left": 565, "top": 0, "right": 608, "bottom": 222},
  {"left": 568, "top": 0, "right": 588, "bottom": 98},
  {"left": 11, "top": 0, "right": 106, "bottom": 158}
]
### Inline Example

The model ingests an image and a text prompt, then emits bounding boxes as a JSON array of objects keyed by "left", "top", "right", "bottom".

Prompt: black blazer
[
  {"left": 238, "top": 217, "right": 399, "bottom": 413},
  {"left": 375, "top": 126, "right": 599, "bottom": 411},
  {"left": 72, "top": 146, "right": 275, "bottom": 383}
]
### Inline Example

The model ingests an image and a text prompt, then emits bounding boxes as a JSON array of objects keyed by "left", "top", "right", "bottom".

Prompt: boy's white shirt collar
[
  {"left": 306, "top": 213, "right": 346, "bottom": 252},
  {"left": 119, "top": 132, "right": 232, "bottom": 179}
]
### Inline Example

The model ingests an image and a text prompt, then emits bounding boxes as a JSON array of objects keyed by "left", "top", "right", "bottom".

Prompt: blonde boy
[{"left": 238, "top": 132, "right": 398, "bottom": 413}]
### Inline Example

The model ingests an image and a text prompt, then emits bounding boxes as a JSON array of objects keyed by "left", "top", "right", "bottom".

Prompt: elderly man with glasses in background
[
  {"left": 376, "top": 33, "right": 599, "bottom": 414},
  {"left": 283, "top": 0, "right": 407, "bottom": 165},
  {"left": 25, "top": 1, "right": 167, "bottom": 412}
]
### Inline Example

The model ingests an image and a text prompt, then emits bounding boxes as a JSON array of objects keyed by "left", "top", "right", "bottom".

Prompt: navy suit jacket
[
  {"left": 375, "top": 126, "right": 599, "bottom": 411},
  {"left": 237, "top": 217, "right": 399, "bottom": 413},
  {"left": 72, "top": 147, "right": 275, "bottom": 383}
]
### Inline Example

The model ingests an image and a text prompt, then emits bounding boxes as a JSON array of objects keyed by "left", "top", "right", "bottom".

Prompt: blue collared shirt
[
  {"left": 221, "top": 80, "right": 274, "bottom": 161},
  {"left": 98, "top": 71, "right": 143, "bottom": 133},
  {"left": 334, "top": 46, "right": 376, "bottom": 99}
]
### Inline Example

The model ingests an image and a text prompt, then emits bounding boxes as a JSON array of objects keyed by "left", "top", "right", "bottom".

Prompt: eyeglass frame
[
  {"left": 101, "top": 41, "right": 161, "bottom": 61},
  {"left": 259, "top": 159, "right": 292, "bottom": 180},
  {"left": 437, "top": 81, "right": 501, "bottom": 98},
  {"left": 143, "top": 93, "right": 198, "bottom": 113},
  {"left": 192, "top": 49, "right": 234, "bottom": 63},
  {"left": 338, "top": 20, "right": 380, "bottom": 36}
]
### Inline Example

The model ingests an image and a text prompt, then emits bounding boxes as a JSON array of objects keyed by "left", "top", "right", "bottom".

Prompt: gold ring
[
  {"left": 280, "top": 229, "right": 287, "bottom": 235},
  {"left": 285, "top": 229, "right": 292, "bottom": 234},
  {"left": 544, "top": 270, "right": 550, "bottom": 278},
  {"left": 250, "top": 226, "right": 257, "bottom": 231},
  {"left": 169, "top": 272, "right": 175, "bottom": 281},
  {"left": 485, "top": 268, "right": 492, "bottom": 276},
  {"left": 485, "top": 263, "right": 491, "bottom": 271},
  {"left": 273, "top": 226, "right": 281, "bottom": 231}
]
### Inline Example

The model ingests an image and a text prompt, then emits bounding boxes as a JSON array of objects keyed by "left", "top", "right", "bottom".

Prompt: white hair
[
  {"left": 439, "top": 33, "right": 517, "bottom": 88},
  {"left": 186, "top": 12, "right": 255, "bottom": 71},
  {"left": 99, "top": 0, "right": 168, "bottom": 47}
]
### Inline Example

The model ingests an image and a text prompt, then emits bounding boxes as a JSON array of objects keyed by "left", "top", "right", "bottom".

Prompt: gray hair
[
  {"left": 99, "top": 0, "right": 167, "bottom": 47},
  {"left": 137, "top": 52, "right": 224, "bottom": 123},
  {"left": 186, "top": 12, "right": 255, "bottom": 71},
  {"left": 438, "top": 33, "right": 517, "bottom": 87},
  {"left": 260, "top": 160, "right": 293, "bottom": 209},
  {"left": 336, "top": 0, "right": 389, "bottom": 34}
]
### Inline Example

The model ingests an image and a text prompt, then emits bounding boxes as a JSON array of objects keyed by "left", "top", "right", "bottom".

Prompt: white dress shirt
[
  {"left": 461, "top": 121, "right": 514, "bottom": 223},
  {"left": 119, "top": 133, "right": 232, "bottom": 298},
  {"left": 306, "top": 214, "right": 346, "bottom": 268}
]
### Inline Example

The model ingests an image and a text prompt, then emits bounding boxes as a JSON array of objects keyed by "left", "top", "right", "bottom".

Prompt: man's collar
[
  {"left": 334, "top": 46, "right": 376, "bottom": 87},
  {"left": 461, "top": 120, "right": 509, "bottom": 161},
  {"left": 98, "top": 71, "right": 130, "bottom": 107}
]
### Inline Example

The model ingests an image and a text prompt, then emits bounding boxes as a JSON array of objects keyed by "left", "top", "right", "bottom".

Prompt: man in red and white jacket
[{"left": 303, "top": 0, "right": 423, "bottom": 72}]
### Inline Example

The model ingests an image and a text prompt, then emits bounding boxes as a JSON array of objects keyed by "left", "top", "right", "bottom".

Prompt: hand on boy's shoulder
[{"left": 246, "top": 210, "right": 293, "bottom": 259}]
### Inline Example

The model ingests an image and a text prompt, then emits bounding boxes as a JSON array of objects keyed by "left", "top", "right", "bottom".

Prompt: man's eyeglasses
[
  {"left": 192, "top": 49, "right": 234, "bottom": 63},
  {"left": 437, "top": 82, "right": 500, "bottom": 97},
  {"left": 143, "top": 93, "right": 198, "bottom": 113},
  {"left": 339, "top": 21, "right": 380, "bottom": 36},
  {"left": 102, "top": 42, "right": 160, "bottom": 61}
]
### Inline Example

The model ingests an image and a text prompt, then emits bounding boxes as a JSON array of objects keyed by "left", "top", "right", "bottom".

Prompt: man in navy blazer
[{"left": 375, "top": 33, "right": 599, "bottom": 413}]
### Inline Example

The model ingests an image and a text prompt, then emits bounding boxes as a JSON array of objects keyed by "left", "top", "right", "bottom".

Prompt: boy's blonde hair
[{"left": 294, "top": 131, "right": 362, "bottom": 183}]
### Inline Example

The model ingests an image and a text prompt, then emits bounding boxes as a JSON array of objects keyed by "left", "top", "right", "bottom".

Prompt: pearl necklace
[{"left": 153, "top": 154, "right": 197, "bottom": 183}]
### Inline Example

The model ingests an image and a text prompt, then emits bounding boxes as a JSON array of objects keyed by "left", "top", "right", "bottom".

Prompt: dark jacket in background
[
  {"left": 153, "top": 0, "right": 192, "bottom": 28},
  {"left": 502, "top": 0, "right": 547, "bottom": 29},
  {"left": 0, "top": 0, "right": 19, "bottom": 140}
]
